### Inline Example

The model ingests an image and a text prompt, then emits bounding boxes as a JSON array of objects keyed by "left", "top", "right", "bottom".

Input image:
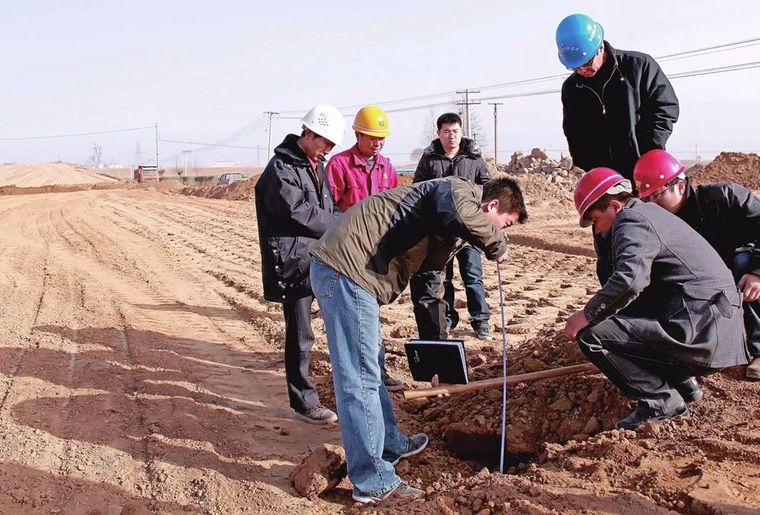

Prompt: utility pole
[
  {"left": 154, "top": 123, "right": 160, "bottom": 168},
  {"left": 456, "top": 89, "right": 481, "bottom": 138},
  {"left": 183, "top": 150, "right": 191, "bottom": 178},
  {"left": 489, "top": 102, "right": 504, "bottom": 167},
  {"left": 264, "top": 111, "right": 279, "bottom": 158}
]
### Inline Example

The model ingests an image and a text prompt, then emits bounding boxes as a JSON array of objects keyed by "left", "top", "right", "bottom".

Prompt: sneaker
[
  {"left": 389, "top": 433, "right": 428, "bottom": 466},
  {"left": 293, "top": 405, "right": 337, "bottom": 425},
  {"left": 674, "top": 377, "right": 703, "bottom": 403},
  {"left": 384, "top": 374, "right": 405, "bottom": 392},
  {"left": 747, "top": 357, "right": 760, "bottom": 380},
  {"left": 352, "top": 482, "right": 424, "bottom": 505},
  {"left": 474, "top": 326, "right": 493, "bottom": 341},
  {"left": 615, "top": 403, "right": 688, "bottom": 430}
]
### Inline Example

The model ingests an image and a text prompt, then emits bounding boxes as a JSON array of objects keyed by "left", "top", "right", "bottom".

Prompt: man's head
[
  {"left": 353, "top": 105, "right": 391, "bottom": 159},
  {"left": 556, "top": 14, "right": 605, "bottom": 74},
  {"left": 574, "top": 167, "right": 632, "bottom": 234},
  {"left": 481, "top": 177, "right": 528, "bottom": 230},
  {"left": 436, "top": 112, "right": 463, "bottom": 154},
  {"left": 299, "top": 104, "right": 346, "bottom": 161},
  {"left": 634, "top": 150, "right": 688, "bottom": 213}
]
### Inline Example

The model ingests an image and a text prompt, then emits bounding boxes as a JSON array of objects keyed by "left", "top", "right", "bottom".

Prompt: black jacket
[
  {"left": 562, "top": 41, "right": 679, "bottom": 180},
  {"left": 677, "top": 182, "right": 760, "bottom": 275},
  {"left": 413, "top": 138, "right": 491, "bottom": 185},
  {"left": 254, "top": 134, "right": 339, "bottom": 302},
  {"left": 586, "top": 199, "right": 747, "bottom": 368}
]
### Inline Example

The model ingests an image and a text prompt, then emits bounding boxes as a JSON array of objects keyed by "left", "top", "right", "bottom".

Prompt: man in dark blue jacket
[
  {"left": 634, "top": 149, "right": 760, "bottom": 379},
  {"left": 556, "top": 13, "right": 679, "bottom": 182},
  {"left": 412, "top": 112, "right": 493, "bottom": 340},
  {"left": 254, "top": 104, "right": 345, "bottom": 424},
  {"left": 566, "top": 168, "right": 748, "bottom": 430}
]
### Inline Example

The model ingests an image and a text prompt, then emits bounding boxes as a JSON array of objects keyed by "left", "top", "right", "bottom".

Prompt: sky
[{"left": 2, "top": 0, "right": 760, "bottom": 168}]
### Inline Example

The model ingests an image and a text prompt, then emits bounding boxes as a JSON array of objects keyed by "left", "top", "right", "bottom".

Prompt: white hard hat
[{"left": 301, "top": 104, "right": 346, "bottom": 146}]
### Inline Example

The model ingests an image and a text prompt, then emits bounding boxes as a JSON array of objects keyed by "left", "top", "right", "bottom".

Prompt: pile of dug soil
[
  {"left": 0, "top": 163, "right": 119, "bottom": 187},
  {"left": 180, "top": 177, "right": 256, "bottom": 201},
  {"left": 691, "top": 152, "right": 760, "bottom": 190}
]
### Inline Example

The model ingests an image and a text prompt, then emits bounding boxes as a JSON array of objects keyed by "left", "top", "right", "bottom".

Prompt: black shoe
[
  {"left": 474, "top": 325, "right": 493, "bottom": 341},
  {"left": 386, "top": 433, "right": 428, "bottom": 465},
  {"left": 384, "top": 374, "right": 404, "bottom": 392},
  {"left": 615, "top": 403, "right": 688, "bottom": 430},
  {"left": 675, "top": 377, "right": 703, "bottom": 403}
]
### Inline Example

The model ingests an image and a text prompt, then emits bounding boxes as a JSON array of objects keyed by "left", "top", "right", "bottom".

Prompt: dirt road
[
  {"left": 0, "top": 190, "right": 346, "bottom": 513},
  {"left": 1, "top": 187, "right": 757, "bottom": 514}
]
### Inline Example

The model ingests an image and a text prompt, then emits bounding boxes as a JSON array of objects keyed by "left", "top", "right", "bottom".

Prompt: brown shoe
[{"left": 747, "top": 357, "right": 760, "bottom": 380}]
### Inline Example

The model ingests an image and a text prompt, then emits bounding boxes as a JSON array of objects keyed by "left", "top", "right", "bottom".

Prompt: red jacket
[{"left": 325, "top": 144, "right": 398, "bottom": 212}]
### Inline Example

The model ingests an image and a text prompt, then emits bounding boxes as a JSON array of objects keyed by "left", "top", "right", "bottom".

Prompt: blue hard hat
[{"left": 556, "top": 14, "right": 604, "bottom": 69}]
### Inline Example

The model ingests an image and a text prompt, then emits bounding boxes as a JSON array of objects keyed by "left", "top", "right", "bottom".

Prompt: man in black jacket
[
  {"left": 556, "top": 13, "right": 679, "bottom": 181},
  {"left": 254, "top": 104, "right": 345, "bottom": 424},
  {"left": 566, "top": 167, "right": 748, "bottom": 430},
  {"left": 412, "top": 112, "right": 493, "bottom": 340},
  {"left": 634, "top": 149, "right": 760, "bottom": 379}
]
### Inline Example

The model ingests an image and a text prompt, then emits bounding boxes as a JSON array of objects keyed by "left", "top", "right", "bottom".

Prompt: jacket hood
[
  {"left": 274, "top": 134, "right": 310, "bottom": 165},
  {"left": 424, "top": 137, "right": 482, "bottom": 158}
]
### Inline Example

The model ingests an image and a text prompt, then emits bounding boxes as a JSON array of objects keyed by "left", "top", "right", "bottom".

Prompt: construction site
[{"left": 0, "top": 151, "right": 755, "bottom": 514}]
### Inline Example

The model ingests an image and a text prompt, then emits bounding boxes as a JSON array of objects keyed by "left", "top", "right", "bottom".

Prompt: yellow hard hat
[{"left": 352, "top": 105, "right": 391, "bottom": 138}]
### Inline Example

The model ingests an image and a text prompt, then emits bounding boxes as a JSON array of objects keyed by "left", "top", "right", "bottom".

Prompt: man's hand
[
  {"left": 430, "top": 374, "right": 450, "bottom": 397},
  {"left": 564, "top": 309, "right": 590, "bottom": 340},
  {"left": 738, "top": 273, "right": 760, "bottom": 303},
  {"left": 497, "top": 249, "right": 509, "bottom": 263}
]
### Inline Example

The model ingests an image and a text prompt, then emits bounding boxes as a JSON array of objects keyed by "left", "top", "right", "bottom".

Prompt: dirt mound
[
  {"left": 0, "top": 179, "right": 184, "bottom": 197},
  {"left": 180, "top": 177, "right": 256, "bottom": 201},
  {"left": 691, "top": 152, "right": 760, "bottom": 190},
  {"left": 0, "top": 163, "right": 119, "bottom": 187}
]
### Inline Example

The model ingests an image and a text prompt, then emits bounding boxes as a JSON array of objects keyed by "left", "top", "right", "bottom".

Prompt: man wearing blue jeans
[{"left": 310, "top": 176, "right": 527, "bottom": 504}]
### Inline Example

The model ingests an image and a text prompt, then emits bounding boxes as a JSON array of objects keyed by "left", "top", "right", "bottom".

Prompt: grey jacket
[
  {"left": 310, "top": 177, "right": 508, "bottom": 305},
  {"left": 586, "top": 199, "right": 748, "bottom": 368}
]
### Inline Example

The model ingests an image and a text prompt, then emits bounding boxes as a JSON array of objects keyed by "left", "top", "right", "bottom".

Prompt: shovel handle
[{"left": 402, "top": 363, "right": 597, "bottom": 400}]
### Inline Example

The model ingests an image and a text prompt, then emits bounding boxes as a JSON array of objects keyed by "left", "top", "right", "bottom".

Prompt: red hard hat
[
  {"left": 574, "top": 167, "right": 629, "bottom": 227},
  {"left": 633, "top": 150, "right": 685, "bottom": 199}
]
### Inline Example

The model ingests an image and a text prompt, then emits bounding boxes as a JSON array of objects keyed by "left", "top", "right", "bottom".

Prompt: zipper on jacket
[{"left": 573, "top": 60, "right": 620, "bottom": 116}]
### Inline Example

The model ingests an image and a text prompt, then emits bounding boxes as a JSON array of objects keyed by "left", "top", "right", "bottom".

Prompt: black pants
[
  {"left": 577, "top": 317, "right": 714, "bottom": 415},
  {"left": 733, "top": 251, "right": 760, "bottom": 357},
  {"left": 410, "top": 270, "right": 446, "bottom": 340},
  {"left": 282, "top": 296, "right": 320, "bottom": 412}
]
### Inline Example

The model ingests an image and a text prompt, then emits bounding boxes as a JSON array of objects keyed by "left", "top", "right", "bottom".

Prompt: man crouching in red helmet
[{"left": 564, "top": 167, "right": 749, "bottom": 430}]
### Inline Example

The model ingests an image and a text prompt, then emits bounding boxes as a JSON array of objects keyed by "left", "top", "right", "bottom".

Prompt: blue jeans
[
  {"left": 733, "top": 251, "right": 760, "bottom": 356},
  {"left": 445, "top": 246, "right": 490, "bottom": 330},
  {"left": 310, "top": 260, "right": 409, "bottom": 498}
]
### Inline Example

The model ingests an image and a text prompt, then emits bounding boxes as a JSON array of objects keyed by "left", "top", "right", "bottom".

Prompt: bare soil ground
[
  {"left": 0, "top": 156, "right": 757, "bottom": 514},
  {"left": 0, "top": 163, "right": 119, "bottom": 187}
]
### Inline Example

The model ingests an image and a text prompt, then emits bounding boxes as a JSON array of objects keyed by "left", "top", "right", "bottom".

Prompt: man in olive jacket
[
  {"left": 565, "top": 168, "right": 748, "bottom": 430},
  {"left": 557, "top": 14, "right": 679, "bottom": 181},
  {"left": 254, "top": 104, "right": 344, "bottom": 424},
  {"left": 310, "top": 177, "right": 527, "bottom": 504},
  {"left": 412, "top": 112, "right": 493, "bottom": 340}
]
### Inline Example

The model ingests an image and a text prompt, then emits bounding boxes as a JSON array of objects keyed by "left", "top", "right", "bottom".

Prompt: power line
[
  {"left": 159, "top": 138, "right": 261, "bottom": 150},
  {"left": 0, "top": 125, "right": 154, "bottom": 141}
]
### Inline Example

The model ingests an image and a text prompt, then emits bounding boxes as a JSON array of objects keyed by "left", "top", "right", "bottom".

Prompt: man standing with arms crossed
[{"left": 412, "top": 112, "right": 493, "bottom": 340}]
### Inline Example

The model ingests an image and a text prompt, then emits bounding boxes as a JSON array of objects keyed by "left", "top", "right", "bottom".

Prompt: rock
[
  {"left": 549, "top": 396, "right": 574, "bottom": 412},
  {"left": 583, "top": 416, "right": 601, "bottom": 434},
  {"left": 560, "top": 153, "right": 573, "bottom": 170},
  {"left": 524, "top": 358, "right": 547, "bottom": 371},
  {"left": 289, "top": 444, "right": 347, "bottom": 499},
  {"left": 530, "top": 148, "right": 549, "bottom": 160}
]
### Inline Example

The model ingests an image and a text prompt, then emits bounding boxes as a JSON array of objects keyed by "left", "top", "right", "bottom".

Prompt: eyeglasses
[
  {"left": 643, "top": 180, "right": 679, "bottom": 203},
  {"left": 439, "top": 129, "right": 461, "bottom": 136}
]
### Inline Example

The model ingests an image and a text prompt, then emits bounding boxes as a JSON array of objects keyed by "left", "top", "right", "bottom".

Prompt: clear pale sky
[{"left": 2, "top": 1, "right": 759, "bottom": 167}]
